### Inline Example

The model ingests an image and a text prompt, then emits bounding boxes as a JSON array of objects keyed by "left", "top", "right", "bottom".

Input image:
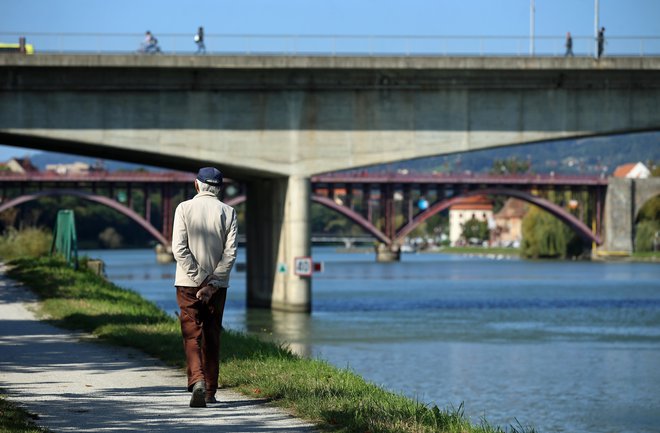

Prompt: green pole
[{"left": 51, "top": 209, "right": 78, "bottom": 269}]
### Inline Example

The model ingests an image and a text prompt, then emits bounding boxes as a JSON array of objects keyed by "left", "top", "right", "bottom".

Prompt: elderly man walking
[{"left": 172, "top": 167, "right": 237, "bottom": 407}]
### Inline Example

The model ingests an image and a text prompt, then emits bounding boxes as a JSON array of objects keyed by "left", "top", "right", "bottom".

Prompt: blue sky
[
  {"left": 2, "top": 0, "right": 659, "bottom": 37},
  {"left": 1, "top": 0, "right": 658, "bottom": 161}
]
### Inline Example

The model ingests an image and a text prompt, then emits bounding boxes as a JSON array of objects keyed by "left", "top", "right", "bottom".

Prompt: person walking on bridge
[
  {"left": 194, "top": 26, "right": 206, "bottom": 54},
  {"left": 565, "top": 32, "right": 574, "bottom": 57},
  {"left": 597, "top": 27, "right": 606, "bottom": 58},
  {"left": 172, "top": 167, "right": 237, "bottom": 407}
]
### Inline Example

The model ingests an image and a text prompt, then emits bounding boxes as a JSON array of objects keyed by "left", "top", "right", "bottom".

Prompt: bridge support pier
[
  {"left": 601, "top": 178, "right": 634, "bottom": 255},
  {"left": 599, "top": 177, "right": 660, "bottom": 257},
  {"left": 246, "top": 176, "right": 311, "bottom": 313},
  {"left": 375, "top": 243, "right": 401, "bottom": 262}
]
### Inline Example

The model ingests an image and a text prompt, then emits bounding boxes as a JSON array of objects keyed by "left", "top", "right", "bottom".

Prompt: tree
[
  {"left": 521, "top": 206, "right": 578, "bottom": 258},
  {"left": 99, "top": 227, "right": 124, "bottom": 249},
  {"left": 409, "top": 213, "right": 448, "bottom": 239},
  {"left": 461, "top": 217, "right": 489, "bottom": 244},
  {"left": 635, "top": 195, "right": 660, "bottom": 252},
  {"left": 310, "top": 203, "right": 367, "bottom": 237},
  {"left": 490, "top": 157, "right": 532, "bottom": 175}
]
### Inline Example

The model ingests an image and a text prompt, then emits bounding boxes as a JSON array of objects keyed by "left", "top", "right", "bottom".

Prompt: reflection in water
[{"left": 245, "top": 309, "right": 312, "bottom": 357}]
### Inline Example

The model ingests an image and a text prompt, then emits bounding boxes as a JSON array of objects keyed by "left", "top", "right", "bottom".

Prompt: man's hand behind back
[{"left": 196, "top": 285, "right": 218, "bottom": 304}]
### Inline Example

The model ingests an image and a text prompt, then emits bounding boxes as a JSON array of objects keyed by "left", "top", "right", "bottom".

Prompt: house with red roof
[
  {"left": 612, "top": 162, "right": 650, "bottom": 179},
  {"left": 448, "top": 195, "right": 494, "bottom": 246}
]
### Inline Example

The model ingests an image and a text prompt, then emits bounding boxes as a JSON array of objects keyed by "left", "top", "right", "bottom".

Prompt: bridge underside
[
  {"left": 2, "top": 55, "right": 659, "bottom": 312},
  {"left": 2, "top": 56, "right": 660, "bottom": 179}
]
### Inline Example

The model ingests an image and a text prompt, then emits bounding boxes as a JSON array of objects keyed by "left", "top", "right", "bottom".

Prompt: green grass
[
  {"left": 0, "top": 393, "right": 50, "bottom": 433},
  {"left": 632, "top": 251, "right": 660, "bottom": 260},
  {"left": 6, "top": 256, "right": 536, "bottom": 433}
]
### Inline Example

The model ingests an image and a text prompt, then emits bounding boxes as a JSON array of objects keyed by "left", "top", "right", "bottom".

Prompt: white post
[
  {"left": 530, "top": 0, "right": 535, "bottom": 56},
  {"left": 594, "top": 0, "right": 600, "bottom": 58}
]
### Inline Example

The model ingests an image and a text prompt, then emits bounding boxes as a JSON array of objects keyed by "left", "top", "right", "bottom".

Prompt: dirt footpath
[{"left": 0, "top": 267, "right": 316, "bottom": 433}]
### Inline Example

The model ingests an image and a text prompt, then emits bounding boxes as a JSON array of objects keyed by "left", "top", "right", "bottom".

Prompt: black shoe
[
  {"left": 205, "top": 395, "right": 218, "bottom": 404},
  {"left": 190, "top": 381, "right": 207, "bottom": 408}
]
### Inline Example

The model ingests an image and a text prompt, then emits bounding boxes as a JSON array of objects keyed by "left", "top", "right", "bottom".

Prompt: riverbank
[
  {"left": 335, "top": 245, "right": 659, "bottom": 263},
  {"left": 0, "top": 266, "right": 315, "bottom": 433},
  {"left": 333, "top": 246, "right": 521, "bottom": 257},
  {"left": 431, "top": 246, "right": 520, "bottom": 257},
  {"left": 3, "top": 256, "right": 533, "bottom": 433}
]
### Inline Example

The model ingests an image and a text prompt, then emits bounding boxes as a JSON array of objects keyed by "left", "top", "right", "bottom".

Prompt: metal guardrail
[{"left": 1, "top": 32, "right": 659, "bottom": 57}]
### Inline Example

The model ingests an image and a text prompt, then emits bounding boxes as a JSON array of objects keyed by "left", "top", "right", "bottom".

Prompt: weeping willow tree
[
  {"left": 521, "top": 206, "right": 583, "bottom": 259},
  {"left": 634, "top": 195, "right": 659, "bottom": 252}
]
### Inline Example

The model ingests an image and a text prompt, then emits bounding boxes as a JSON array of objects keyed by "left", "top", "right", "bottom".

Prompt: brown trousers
[{"left": 176, "top": 285, "right": 227, "bottom": 397}]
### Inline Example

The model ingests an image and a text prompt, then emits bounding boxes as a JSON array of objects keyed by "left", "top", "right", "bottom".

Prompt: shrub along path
[{"left": 0, "top": 264, "right": 316, "bottom": 433}]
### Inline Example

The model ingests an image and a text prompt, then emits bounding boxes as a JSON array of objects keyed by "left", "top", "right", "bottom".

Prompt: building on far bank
[
  {"left": 448, "top": 195, "right": 494, "bottom": 246},
  {"left": 45, "top": 161, "right": 107, "bottom": 175},
  {"left": 0, "top": 157, "right": 39, "bottom": 174},
  {"left": 492, "top": 198, "right": 527, "bottom": 247},
  {"left": 613, "top": 162, "right": 651, "bottom": 179}
]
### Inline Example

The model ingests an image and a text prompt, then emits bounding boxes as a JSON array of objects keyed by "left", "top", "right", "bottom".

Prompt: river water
[{"left": 82, "top": 247, "right": 660, "bottom": 433}]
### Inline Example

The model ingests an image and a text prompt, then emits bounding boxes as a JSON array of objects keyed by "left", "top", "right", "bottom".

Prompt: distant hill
[
  {"left": 339, "top": 131, "right": 660, "bottom": 175},
  {"left": 28, "top": 152, "right": 165, "bottom": 173}
]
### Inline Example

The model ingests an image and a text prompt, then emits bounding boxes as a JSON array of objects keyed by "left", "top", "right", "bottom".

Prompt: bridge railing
[{"left": 2, "top": 32, "right": 660, "bottom": 57}]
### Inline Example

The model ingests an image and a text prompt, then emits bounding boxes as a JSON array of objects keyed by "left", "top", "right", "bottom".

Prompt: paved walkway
[{"left": 0, "top": 266, "right": 317, "bottom": 432}]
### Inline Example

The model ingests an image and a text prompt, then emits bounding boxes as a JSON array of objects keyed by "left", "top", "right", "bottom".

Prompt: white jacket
[{"left": 172, "top": 191, "right": 237, "bottom": 288}]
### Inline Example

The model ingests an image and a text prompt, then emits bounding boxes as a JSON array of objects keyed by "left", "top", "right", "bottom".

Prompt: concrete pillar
[
  {"left": 601, "top": 178, "right": 633, "bottom": 254},
  {"left": 375, "top": 243, "right": 401, "bottom": 262},
  {"left": 246, "top": 176, "right": 311, "bottom": 313}
]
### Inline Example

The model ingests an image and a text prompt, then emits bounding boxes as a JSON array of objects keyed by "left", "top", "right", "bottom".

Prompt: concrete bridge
[{"left": 1, "top": 54, "right": 659, "bottom": 312}]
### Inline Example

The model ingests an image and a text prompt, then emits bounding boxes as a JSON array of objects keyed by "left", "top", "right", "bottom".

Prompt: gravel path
[{"left": 0, "top": 266, "right": 317, "bottom": 432}]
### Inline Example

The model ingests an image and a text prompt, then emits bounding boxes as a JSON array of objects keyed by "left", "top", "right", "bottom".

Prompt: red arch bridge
[{"left": 0, "top": 171, "right": 607, "bottom": 250}]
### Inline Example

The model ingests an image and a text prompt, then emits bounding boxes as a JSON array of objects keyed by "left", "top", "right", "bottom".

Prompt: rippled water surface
[{"left": 83, "top": 247, "right": 660, "bottom": 433}]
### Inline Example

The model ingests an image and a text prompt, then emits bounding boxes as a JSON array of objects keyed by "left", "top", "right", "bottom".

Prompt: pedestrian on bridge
[
  {"left": 172, "top": 167, "right": 238, "bottom": 407},
  {"left": 597, "top": 27, "right": 606, "bottom": 58},
  {"left": 194, "top": 26, "right": 206, "bottom": 54},
  {"left": 565, "top": 32, "right": 574, "bottom": 57}
]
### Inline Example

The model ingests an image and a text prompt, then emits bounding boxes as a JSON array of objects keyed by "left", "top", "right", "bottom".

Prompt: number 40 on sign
[{"left": 294, "top": 257, "right": 323, "bottom": 276}]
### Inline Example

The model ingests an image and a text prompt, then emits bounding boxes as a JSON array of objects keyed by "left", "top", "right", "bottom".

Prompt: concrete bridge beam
[{"left": 246, "top": 176, "right": 311, "bottom": 312}]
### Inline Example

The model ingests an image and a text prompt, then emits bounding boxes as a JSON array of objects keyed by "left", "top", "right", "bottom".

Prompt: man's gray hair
[{"left": 196, "top": 179, "right": 222, "bottom": 197}]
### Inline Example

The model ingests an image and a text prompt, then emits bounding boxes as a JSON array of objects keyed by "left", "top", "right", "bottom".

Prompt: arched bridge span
[
  {"left": 225, "top": 194, "right": 389, "bottom": 244},
  {"left": 396, "top": 188, "right": 600, "bottom": 245},
  {"left": 0, "top": 190, "right": 170, "bottom": 247},
  {"left": 226, "top": 189, "right": 601, "bottom": 246}
]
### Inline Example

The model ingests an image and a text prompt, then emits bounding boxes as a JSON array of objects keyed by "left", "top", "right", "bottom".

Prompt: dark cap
[{"left": 196, "top": 167, "right": 223, "bottom": 186}]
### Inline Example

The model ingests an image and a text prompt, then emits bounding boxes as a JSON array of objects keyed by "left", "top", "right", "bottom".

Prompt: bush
[{"left": 0, "top": 227, "right": 53, "bottom": 261}]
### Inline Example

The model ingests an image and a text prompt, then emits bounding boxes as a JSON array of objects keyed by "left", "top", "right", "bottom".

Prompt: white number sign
[{"left": 294, "top": 256, "right": 313, "bottom": 276}]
